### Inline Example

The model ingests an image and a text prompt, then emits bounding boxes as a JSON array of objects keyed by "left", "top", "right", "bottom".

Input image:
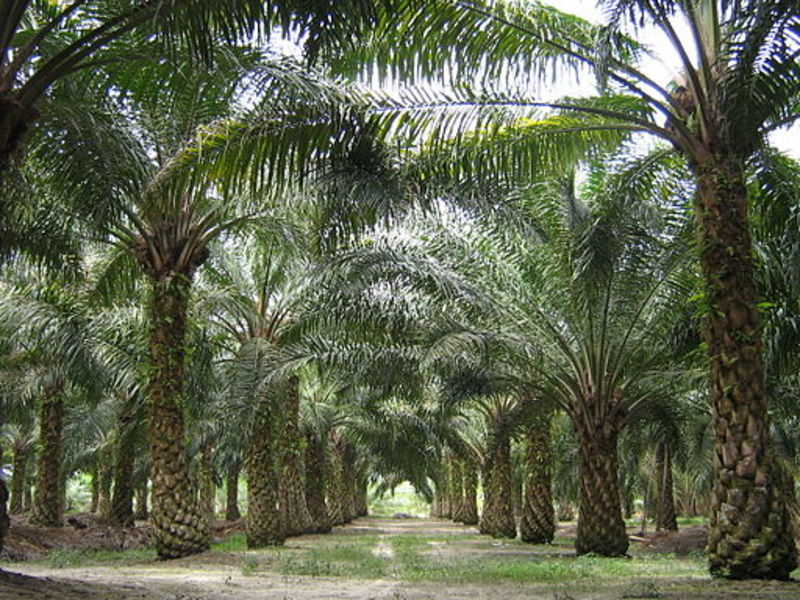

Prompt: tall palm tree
[
  {"left": 332, "top": 150, "right": 695, "bottom": 555},
  {"left": 0, "top": 267, "right": 102, "bottom": 527},
  {"left": 354, "top": 0, "right": 800, "bottom": 578},
  {"left": 20, "top": 35, "right": 388, "bottom": 555}
]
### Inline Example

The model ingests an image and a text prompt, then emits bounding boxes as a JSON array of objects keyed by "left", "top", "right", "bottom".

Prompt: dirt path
[{"left": 3, "top": 517, "right": 800, "bottom": 599}]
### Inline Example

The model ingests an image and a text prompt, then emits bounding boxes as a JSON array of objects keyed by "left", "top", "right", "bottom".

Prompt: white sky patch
[{"left": 541, "top": 0, "right": 799, "bottom": 158}]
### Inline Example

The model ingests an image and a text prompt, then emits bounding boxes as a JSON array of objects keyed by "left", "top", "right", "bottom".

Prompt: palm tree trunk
[
  {"left": 109, "top": 396, "right": 137, "bottom": 527},
  {"left": 355, "top": 474, "right": 369, "bottom": 517},
  {"left": 0, "top": 479, "right": 8, "bottom": 553},
  {"left": 304, "top": 430, "right": 331, "bottom": 533},
  {"left": 341, "top": 444, "right": 357, "bottom": 523},
  {"left": 278, "top": 377, "right": 314, "bottom": 536},
  {"left": 198, "top": 443, "right": 215, "bottom": 526},
  {"left": 134, "top": 482, "right": 149, "bottom": 520},
  {"left": 30, "top": 390, "right": 65, "bottom": 527},
  {"left": 558, "top": 500, "right": 575, "bottom": 521},
  {"left": 449, "top": 457, "right": 465, "bottom": 522},
  {"left": 655, "top": 442, "right": 677, "bottom": 532},
  {"left": 520, "top": 412, "right": 555, "bottom": 544},
  {"left": 90, "top": 468, "right": 100, "bottom": 513},
  {"left": 9, "top": 447, "right": 29, "bottom": 514},
  {"left": 479, "top": 428, "right": 516, "bottom": 539},
  {"left": 695, "top": 160, "right": 797, "bottom": 579},
  {"left": 246, "top": 394, "right": 284, "bottom": 547},
  {"left": 147, "top": 275, "right": 209, "bottom": 558},
  {"left": 461, "top": 462, "right": 479, "bottom": 525},
  {"left": 225, "top": 464, "right": 241, "bottom": 521},
  {"left": 574, "top": 421, "right": 628, "bottom": 557},
  {"left": 97, "top": 456, "right": 113, "bottom": 519},
  {"left": 437, "top": 467, "right": 451, "bottom": 519},
  {"left": 327, "top": 429, "right": 346, "bottom": 526}
]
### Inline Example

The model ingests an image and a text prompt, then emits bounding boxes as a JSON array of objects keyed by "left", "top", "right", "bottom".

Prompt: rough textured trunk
[
  {"left": 558, "top": 500, "right": 575, "bottom": 521},
  {"left": 655, "top": 442, "right": 678, "bottom": 532},
  {"left": 341, "top": 444, "right": 357, "bottom": 523},
  {"left": 327, "top": 430, "right": 346, "bottom": 526},
  {"left": 355, "top": 475, "right": 369, "bottom": 517},
  {"left": 574, "top": 422, "right": 628, "bottom": 557},
  {"left": 225, "top": 464, "right": 241, "bottom": 521},
  {"left": 437, "top": 467, "right": 451, "bottom": 519},
  {"left": 695, "top": 160, "right": 797, "bottom": 579},
  {"left": 0, "top": 479, "right": 8, "bottom": 553},
  {"left": 461, "top": 462, "right": 479, "bottom": 526},
  {"left": 30, "top": 391, "right": 65, "bottom": 527},
  {"left": 109, "top": 396, "right": 137, "bottom": 527},
  {"left": 479, "top": 429, "right": 516, "bottom": 539},
  {"left": 22, "top": 473, "right": 32, "bottom": 514},
  {"left": 246, "top": 392, "right": 284, "bottom": 547},
  {"left": 520, "top": 412, "right": 555, "bottom": 544},
  {"left": 147, "top": 275, "right": 209, "bottom": 559},
  {"left": 90, "top": 469, "right": 100, "bottom": 514},
  {"left": 304, "top": 430, "right": 331, "bottom": 533},
  {"left": 246, "top": 397, "right": 283, "bottom": 546},
  {"left": 449, "top": 457, "right": 465, "bottom": 522},
  {"left": 9, "top": 447, "right": 29, "bottom": 514},
  {"left": 134, "top": 483, "right": 149, "bottom": 520},
  {"left": 97, "top": 457, "right": 113, "bottom": 520},
  {"left": 198, "top": 443, "right": 215, "bottom": 526},
  {"left": 278, "top": 377, "right": 314, "bottom": 536}
]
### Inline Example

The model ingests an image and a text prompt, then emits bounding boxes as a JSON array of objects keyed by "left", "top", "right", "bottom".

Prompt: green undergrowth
[
  {"left": 39, "top": 547, "right": 157, "bottom": 568},
  {"left": 219, "top": 526, "right": 708, "bottom": 584}
]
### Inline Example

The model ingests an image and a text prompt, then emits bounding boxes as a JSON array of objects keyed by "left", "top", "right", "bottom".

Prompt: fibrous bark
[
  {"left": 695, "top": 160, "right": 797, "bottom": 579},
  {"left": 134, "top": 482, "right": 149, "bottom": 520},
  {"left": 30, "top": 390, "right": 65, "bottom": 527},
  {"left": 246, "top": 392, "right": 284, "bottom": 547},
  {"left": 355, "top": 475, "right": 369, "bottom": 517},
  {"left": 520, "top": 412, "right": 555, "bottom": 544},
  {"left": 341, "top": 443, "right": 357, "bottom": 523},
  {"left": 655, "top": 442, "right": 677, "bottom": 532},
  {"left": 434, "top": 467, "right": 451, "bottom": 519},
  {"left": 574, "top": 423, "right": 628, "bottom": 557},
  {"left": 9, "top": 446, "right": 30, "bottom": 514},
  {"left": 327, "top": 429, "right": 346, "bottom": 526},
  {"left": 304, "top": 430, "right": 331, "bottom": 533},
  {"left": 146, "top": 275, "right": 209, "bottom": 558},
  {"left": 198, "top": 443, "right": 216, "bottom": 526},
  {"left": 96, "top": 457, "right": 113, "bottom": 520},
  {"left": 479, "top": 428, "right": 516, "bottom": 539},
  {"left": 278, "top": 377, "right": 314, "bottom": 536},
  {"left": 449, "top": 457, "right": 465, "bottom": 522},
  {"left": 461, "top": 462, "right": 479, "bottom": 526},
  {"left": 0, "top": 479, "right": 8, "bottom": 553},
  {"left": 109, "top": 395, "right": 137, "bottom": 527},
  {"left": 225, "top": 464, "right": 241, "bottom": 521}
]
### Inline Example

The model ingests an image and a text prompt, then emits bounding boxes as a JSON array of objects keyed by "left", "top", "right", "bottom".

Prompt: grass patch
[
  {"left": 212, "top": 533, "right": 247, "bottom": 552},
  {"left": 41, "top": 547, "right": 157, "bottom": 568},
  {"left": 393, "top": 553, "right": 706, "bottom": 584},
  {"left": 277, "top": 541, "right": 388, "bottom": 578},
  {"left": 675, "top": 516, "right": 707, "bottom": 527}
]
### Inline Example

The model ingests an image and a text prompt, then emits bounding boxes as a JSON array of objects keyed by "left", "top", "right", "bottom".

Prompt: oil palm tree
[
  {"left": 353, "top": 0, "right": 800, "bottom": 578},
  {"left": 0, "top": 266, "right": 103, "bottom": 527},
  {"left": 0, "top": 0, "right": 403, "bottom": 172},
  {"left": 332, "top": 148, "right": 696, "bottom": 554},
  {"left": 20, "top": 30, "right": 391, "bottom": 554}
]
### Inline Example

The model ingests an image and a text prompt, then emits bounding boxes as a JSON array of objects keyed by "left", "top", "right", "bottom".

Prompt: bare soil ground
[{"left": 2, "top": 515, "right": 799, "bottom": 600}]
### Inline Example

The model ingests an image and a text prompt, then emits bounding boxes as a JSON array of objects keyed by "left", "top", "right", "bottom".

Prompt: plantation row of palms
[{"left": 0, "top": 0, "right": 799, "bottom": 582}]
